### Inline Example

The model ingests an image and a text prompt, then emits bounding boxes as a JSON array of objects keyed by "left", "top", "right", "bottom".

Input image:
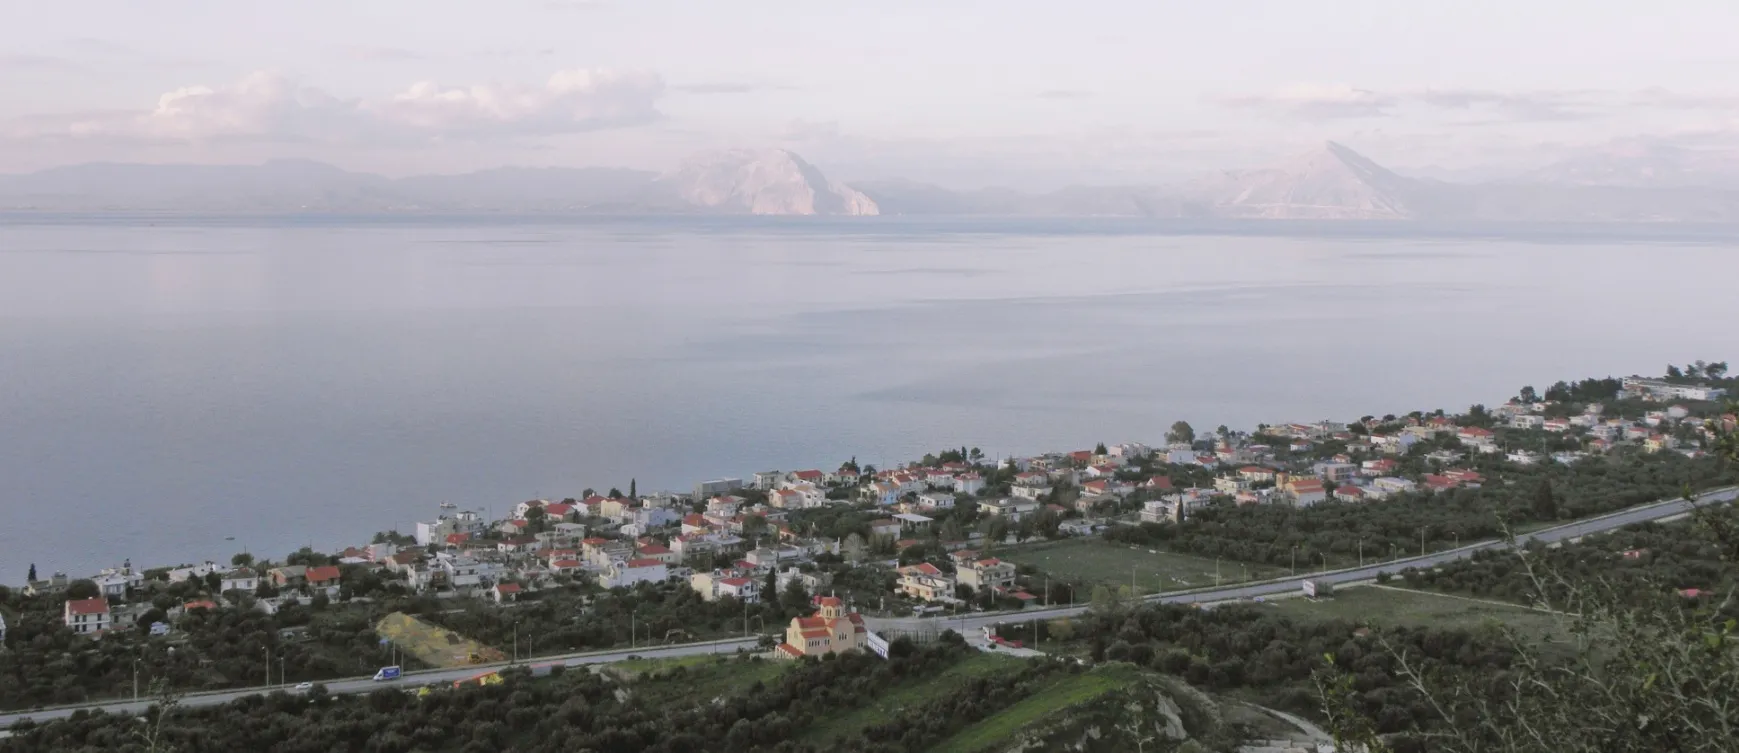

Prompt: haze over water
[{"left": 1, "top": 215, "right": 1734, "bottom": 580}]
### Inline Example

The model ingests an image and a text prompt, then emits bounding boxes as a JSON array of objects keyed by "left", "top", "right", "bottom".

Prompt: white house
[
  {"left": 598, "top": 558, "right": 669, "bottom": 588},
  {"left": 1507, "top": 450, "right": 1542, "bottom": 465},
  {"left": 952, "top": 473, "right": 985, "bottom": 496},
  {"left": 978, "top": 497, "right": 1040, "bottom": 521},
  {"left": 167, "top": 562, "right": 225, "bottom": 584},
  {"left": 1372, "top": 477, "right": 1418, "bottom": 495},
  {"left": 916, "top": 491, "right": 957, "bottom": 510},
  {"left": 64, "top": 597, "right": 112, "bottom": 635},
  {"left": 862, "top": 481, "right": 900, "bottom": 506},
  {"left": 221, "top": 568, "right": 259, "bottom": 593}
]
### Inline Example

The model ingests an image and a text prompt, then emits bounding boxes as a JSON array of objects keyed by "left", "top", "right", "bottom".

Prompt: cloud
[
  {"left": 0, "top": 53, "right": 85, "bottom": 72},
  {"left": 779, "top": 119, "right": 841, "bottom": 142},
  {"left": 336, "top": 45, "right": 425, "bottom": 62},
  {"left": 380, "top": 69, "right": 664, "bottom": 136},
  {"left": 672, "top": 81, "right": 793, "bottom": 95},
  {"left": 7, "top": 68, "right": 665, "bottom": 144},
  {"left": 1414, "top": 88, "right": 1598, "bottom": 122},
  {"left": 1218, "top": 83, "right": 1397, "bottom": 119},
  {"left": 1035, "top": 89, "right": 1092, "bottom": 100},
  {"left": 1221, "top": 84, "right": 1739, "bottom": 124}
]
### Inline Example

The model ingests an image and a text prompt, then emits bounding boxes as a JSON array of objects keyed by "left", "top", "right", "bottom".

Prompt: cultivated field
[{"left": 997, "top": 538, "right": 1285, "bottom": 595}]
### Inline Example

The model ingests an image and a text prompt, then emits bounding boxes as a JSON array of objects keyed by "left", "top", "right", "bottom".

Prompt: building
[
  {"left": 1140, "top": 498, "right": 1184, "bottom": 523},
  {"left": 1620, "top": 377, "right": 1727, "bottom": 402},
  {"left": 598, "top": 558, "right": 668, "bottom": 589},
  {"left": 956, "top": 557, "right": 1017, "bottom": 593},
  {"left": 916, "top": 491, "right": 957, "bottom": 510},
  {"left": 267, "top": 566, "right": 307, "bottom": 589},
  {"left": 952, "top": 473, "right": 985, "bottom": 496},
  {"left": 1285, "top": 478, "right": 1327, "bottom": 507},
  {"left": 64, "top": 597, "right": 111, "bottom": 635},
  {"left": 694, "top": 478, "right": 746, "bottom": 500},
  {"left": 304, "top": 565, "right": 342, "bottom": 589},
  {"left": 220, "top": 568, "right": 259, "bottom": 593},
  {"left": 978, "top": 497, "right": 1040, "bottom": 521},
  {"left": 774, "top": 596, "right": 868, "bottom": 659},
  {"left": 897, "top": 563, "right": 955, "bottom": 602}
]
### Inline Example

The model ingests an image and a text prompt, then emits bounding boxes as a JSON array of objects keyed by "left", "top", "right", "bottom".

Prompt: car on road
[{"left": 293, "top": 682, "right": 313, "bottom": 692}]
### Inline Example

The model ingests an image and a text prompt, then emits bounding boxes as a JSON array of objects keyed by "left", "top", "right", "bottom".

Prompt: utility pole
[
  {"left": 513, "top": 622, "right": 519, "bottom": 664},
  {"left": 630, "top": 612, "right": 636, "bottom": 649},
  {"left": 1291, "top": 546, "right": 1297, "bottom": 575},
  {"left": 279, "top": 656, "right": 286, "bottom": 687},
  {"left": 1215, "top": 558, "right": 1221, "bottom": 588},
  {"left": 1419, "top": 527, "right": 1426, "bottom": 557},
  {"left": 133, "top": 658, "right": 139, "bottom": 701},
  {"left": 264, "top": 646, "right": 270, "bottom": 686},
  {"left": 1358, "top": 540, "right": 1364, "bottom": 568}
]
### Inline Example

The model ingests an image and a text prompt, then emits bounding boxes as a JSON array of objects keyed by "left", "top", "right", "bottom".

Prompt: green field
[
  {"left": 620, "top": 655, "right": 791, "bottom": 707},
  {"left": 801, "top": 653, "right": 1026, "bottom": 744},
  {"left": 928, "top": 663, "right": 1145, "bottom": 753},
  {"left": 997, "top": 538, "right": 1284, "bottom": 594},
  {"left": 1271, "top": 584, "right": 1568, "bottom": 640}
]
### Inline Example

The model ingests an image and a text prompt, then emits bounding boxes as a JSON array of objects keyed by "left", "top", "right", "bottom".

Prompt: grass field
[
  {"left": 1270, "top": 584, "right": 1568, "bottom": 640},
  {"left": 800, "top": 653, "right": 1027, "bottom": 744},
  {"left": 997, "top": 538, "right": 1284, "bottom": 594},
  {"left": 928, "top": 663, "right": 1144, "bottom": 753},
  {"left": 624, "top": 655, "right": 791, "bottom": 707}
]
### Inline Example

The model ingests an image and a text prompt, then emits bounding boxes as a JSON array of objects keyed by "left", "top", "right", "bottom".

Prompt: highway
[
  {"left": 4, "top": 485, "right": 1731, "bottom": 728},
  {"left": 870, "top": 486, "right": 1738, "bottom": 637},
  {"left": 0, "top": 638, "right": 759, "bottom": 727}
]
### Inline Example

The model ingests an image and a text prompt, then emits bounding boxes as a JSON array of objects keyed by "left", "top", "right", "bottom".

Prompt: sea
[{"left": 2, "top": 214, "right": 1735, "bottom": 581}]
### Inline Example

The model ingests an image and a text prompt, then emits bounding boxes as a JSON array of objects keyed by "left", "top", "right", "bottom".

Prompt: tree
[
  {"left": 27, "top": 563, "right": 35, "bottom": 583},
  {"left": 842, "top": 533, "right": 867, "bottom": 563},
  {"left": 203, "top": 571, "right": 221, "bottom": 594},
  {"left": 969, "top": 447, "right": 984, "bottom": 463},
  {"left": 1094, "top": 442, "right": 1109, "bottom": 455},
  {"left": 1708, "top": 361, "right": 1729, "bottom": 379},
  {"left": 1666, "top": 364, "right": 1684, "bottom": 379},
  {"left": 66, "top": 579, "right": 99, "bottom": 600},
  {"left": 1167, "top": 421, "right": 1196, "bottom": 446},
  {"left": 1533, "top": 479, "right": 1557, "bottom": 520},
  {"left": 524, "top": 505, "right": 547, "bottom": 531},
  {"left": 607, "top": 487, "right": 623, "bottom": 499},
  {"left": 1089, "top": 585, "right": 1115, "bottom": 612},
  {"left": 629, "top": 478, "right": 637, "bottom": 499},
  {"left": 231, "top": 552, "right": 254, "bottom": 568},
  {"left": 582, "top": 488, "right": 595, "bottom": 499},
  {"left": 741, "top": 513, "right": 769, "bottom": 543}
]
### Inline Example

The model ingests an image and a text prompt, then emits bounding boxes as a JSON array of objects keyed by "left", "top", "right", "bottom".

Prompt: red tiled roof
[
  {"left": 305, "top": 566, "right": 341, "bottom": 582},
  {"left": 183, "top": 600, "right": 218, "bottom": 611},
  {"left": 544, "top": 503, "right": 573, "bottom": 516},
  {"left": 637, "top": 544, "right": 671, "bottom": 555},
  {"left": 719, "top": 577, "right": 753, "bottom": 587},
  {"left": 623, "top": 558, "right": 664, "bottom": 568},
  {"left": 581, "top": 537, "right": 611, "bottom": 546},
  {"left": 796, "top": 616, "right": 827, "bottom": 629},
  {"left": 775, "top": 643, "right": 803, "bottom": 658},
  {"left": 551, "top": 559, "right": 581, "bottom": 569},
  {"left": 816, "top": 596, "right": 844, "bottom": 607},
  {"left": 495, "top": 583, "right": 522, "bottom": 594},
  {"left": 902, "top": 563, "right": 943, "bottom": 576},
  {"left": 66, "top": 597, "right": 109, "bottom": 615},
  {"left": 794, "top": 470, "right": 824, "bottom": 480}
]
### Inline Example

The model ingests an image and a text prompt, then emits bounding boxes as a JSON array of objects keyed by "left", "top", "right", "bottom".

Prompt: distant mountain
[
  {"left": 8, "top": 142, "right": 1739, "bottom": 221},
  {"left": 1518, "top": 139, "right": 1739, "bottom": 190},
  {"left": 659, "top": 149, "right": 878, "bottom": 216},
  {"left": 1184, "top": 141, "right": 1421, "bottom": 219},
  {"left": 0, "top": 151, "right": 870, "bottom": 215}
]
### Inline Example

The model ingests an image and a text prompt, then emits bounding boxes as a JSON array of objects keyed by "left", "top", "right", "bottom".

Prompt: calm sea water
[{"left": 2, "top": 215, "right": 1735, "bottom": 581}]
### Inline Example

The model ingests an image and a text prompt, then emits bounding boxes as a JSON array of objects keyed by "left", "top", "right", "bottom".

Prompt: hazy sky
[{"left": 5, "top": 1, "right": 1739, "bottom": 187}]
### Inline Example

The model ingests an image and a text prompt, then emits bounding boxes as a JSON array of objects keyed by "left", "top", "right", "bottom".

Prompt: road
[
  {"left": 870, "top": 486, "right": 1738, "bottom": 637},
  {"left": 0, "top": 638, "right": 759, "bottom": 727},
  {"left": 5, "top": 485, "right": 1731, "bottom": 728}
]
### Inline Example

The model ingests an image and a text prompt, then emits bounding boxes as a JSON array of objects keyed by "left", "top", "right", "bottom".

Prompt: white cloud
[
  {"left": 1219, "top": 83, "right": 1396, "bottom": 119},
  {"left": 378, "top": 69, "right": 664, "bottom": 136},
  {"left": 8, "top": 68, "right": 664, "bottom": 144}
]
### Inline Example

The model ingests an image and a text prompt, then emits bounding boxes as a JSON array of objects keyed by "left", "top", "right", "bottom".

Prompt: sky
[{"left": 4, "top": 0, "right": 1739, "bottom": 188}]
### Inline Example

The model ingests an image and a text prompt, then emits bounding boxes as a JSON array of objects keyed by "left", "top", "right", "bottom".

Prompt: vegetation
[
  {"left": 1107, "top": 450, "right": 1738, "bottom": 569},
  {"left": 1317, "top": 409, "right": 1739, "bottom": 752}
]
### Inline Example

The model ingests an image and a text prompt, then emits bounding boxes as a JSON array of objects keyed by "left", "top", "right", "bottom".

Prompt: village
[{"left": 14, "top": 374, "right": 1735, "bottom": 664}]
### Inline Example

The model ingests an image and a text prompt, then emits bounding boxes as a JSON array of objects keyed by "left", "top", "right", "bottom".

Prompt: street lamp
[
  {"left": 132, "top": 658, "right": 140, "bottom": 701},
  {"left": 1291, "top": 545, "right": 1298, "bottom": 575}
]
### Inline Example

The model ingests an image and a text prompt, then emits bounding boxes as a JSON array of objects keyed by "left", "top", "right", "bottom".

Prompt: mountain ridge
[{"left": 7, "top": 142, "right": 1739, "bottom": 221}]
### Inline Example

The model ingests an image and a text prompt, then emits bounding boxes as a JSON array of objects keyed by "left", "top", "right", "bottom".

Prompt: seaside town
[{"left": 3, "top": 368, "right": 1736, "bottom": 718}]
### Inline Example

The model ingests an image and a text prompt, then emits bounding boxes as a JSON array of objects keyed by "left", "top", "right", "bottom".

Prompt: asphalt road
[
  {"left": 5, "top": 486, "right": 1731, "bottom": 728},
  {"left": 0, "top": 638, "right": 760, "bottom": 727},
  {"left": 871, "top": 486, "right": 1738, "bottom": 637}
]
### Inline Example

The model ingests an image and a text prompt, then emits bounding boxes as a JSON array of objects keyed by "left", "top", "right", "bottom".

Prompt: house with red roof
[
  {"left": 897, "top": 563, "right": 954, "bottom": 602},
  {"left": 64, "top": 597, "right": 111, "bottom": 635},
  {"left": 492, "top": 582, "right": 522, "bottom": 603},
  {"left": 597, "top": 558, "right": 667, "bottom": 588},
  {"left": 956, "top": 557, "right": 1016, "bottom": 593},
  {"left": 774, "top": 596, "right": 867, "bottom": 659},
  {"left": 305, "top": 565, "right": 342, "bottom": 589}
]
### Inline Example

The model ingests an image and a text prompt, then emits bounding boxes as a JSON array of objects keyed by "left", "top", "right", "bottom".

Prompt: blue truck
[{"left": 372, "top": 666, "right": 402, "bottom": 682}]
